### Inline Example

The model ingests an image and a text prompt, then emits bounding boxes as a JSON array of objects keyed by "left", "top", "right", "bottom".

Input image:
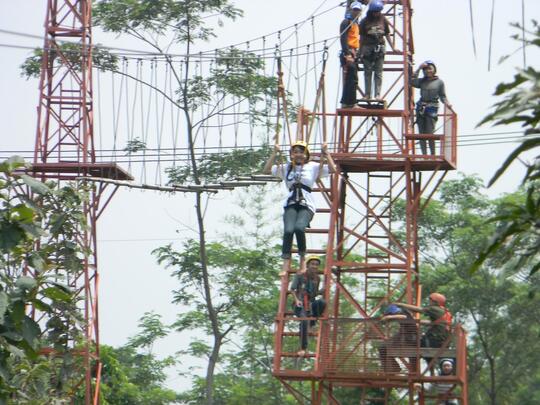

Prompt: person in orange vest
[
  {"left": 339, "top": 1, "right": 363, "bottom": 108},
  {"left": 394, "top": 293, "right": 453, "bottom": 352},
  {"left": 290, "top": 255, "right": 326, "bottom": 357}
]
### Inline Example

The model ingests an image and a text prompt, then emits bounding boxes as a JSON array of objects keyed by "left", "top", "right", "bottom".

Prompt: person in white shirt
[
  {"left": 414, "top": 359, "right": 458, "bottom": 405},
  {"left": 263, "top": 141, "right": 336, "bottom": 275}
]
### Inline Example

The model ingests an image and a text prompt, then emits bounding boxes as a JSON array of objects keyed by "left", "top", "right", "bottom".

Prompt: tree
[
  {"left": 95, "top": 312, "right": 180, "bottom": 404},
  {"left": 91, "top": 2, "right": 279, "bottom": 402},
  {"left": 153, "top": 186, "right": 284, "bottom": 404},
  {"left": 404, "top": 175, "right": 540, "bottom": 405},
  {"left": 163, "top": 187, "right": 310, "bottom": 405},
  {"left": 471, "top": 21, "right": 540, "bottom": 281},
  {"left": 0, "top": 156, "right": 90, "bottom": 402}
]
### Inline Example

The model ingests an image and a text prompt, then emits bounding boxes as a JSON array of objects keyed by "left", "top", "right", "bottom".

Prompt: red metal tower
[
  {"left": 31, "top": 1, "right": 130, "bottom": 403},
  {"left": 273, "top": 1, "right": 467, "bottom": 403}
]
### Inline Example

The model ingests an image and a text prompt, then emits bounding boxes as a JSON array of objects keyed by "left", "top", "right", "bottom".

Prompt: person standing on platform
[
  {"left": 411, "top": 60, "right": 452, "bottom": 155},
  {"left": 290, "top": 255, "right": 326, "bottom": 357},
  {"left": 339, "top": 2, "right": 363, "bottom": 108},
  {"left": 263, "top": 142, "right": 336, "bottom": 276},
  {"left": 358, "top": 0, "right": 394, "bottom": 101},
  {"left": 394, "top": 292, "right": 453, "bottom": 363}
]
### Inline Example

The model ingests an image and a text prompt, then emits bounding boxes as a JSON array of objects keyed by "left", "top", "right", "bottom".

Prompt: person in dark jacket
[
  {"left": 339, "top": 2, "right": 363, "bottom": 108},
  {"left": 378, "top": 304, "right": 418, "bottom": 372},
  {"left": 358, "top": 0, "right": 394, "bottom": 100},
  {"left": 411, "top": 60, "right": 452, "bottom": 154},
  {"left": 290, "top": 255, "right": 326, "bottom": 356}
]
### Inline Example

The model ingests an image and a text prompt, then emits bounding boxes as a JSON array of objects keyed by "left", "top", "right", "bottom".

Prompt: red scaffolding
[
  {"left": 273, "top": 1, "right": 467, "bottom": 403},
  {"left": 31, "top": 1, "right": 130, "bottom": 403}
]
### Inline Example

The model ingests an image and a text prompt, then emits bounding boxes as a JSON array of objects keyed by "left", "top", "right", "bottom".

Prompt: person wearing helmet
[
  {"left": 411, "top": 60, "right": 452, "bottom": 155},
  {"left": 378, "top": 304, "right": 418, "bottom": 372},
  {"left": 339, "top": 1, "right": 363, "bottom": 108},
  {"left": 394, "top": 293, "right": 453, "bottom": 359},
  {"left": 290, "top": 255, "right": 326, "bottom": 356},
  {"left": 263, "top": 142, "right": 336, "bottom": 275},
  {"left": 358, "top": 0, "right": 394, "bottom": 100}
]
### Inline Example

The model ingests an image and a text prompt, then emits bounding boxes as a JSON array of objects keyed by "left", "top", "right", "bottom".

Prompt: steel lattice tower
[
  {"left": 273, "top": 1, "right": 468, "bottom": 403},
  {"left": 32, "top": 1, "right": 130, "bottom": 402}
]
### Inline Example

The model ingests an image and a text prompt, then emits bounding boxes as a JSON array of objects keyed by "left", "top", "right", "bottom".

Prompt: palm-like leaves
[{"left": 472, "top": 23, "right": 540, "bottom": 278}]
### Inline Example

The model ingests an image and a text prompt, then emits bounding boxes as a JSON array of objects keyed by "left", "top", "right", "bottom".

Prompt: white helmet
[{"left": 350, "top": 1, "right": 363, "bottom": 10}]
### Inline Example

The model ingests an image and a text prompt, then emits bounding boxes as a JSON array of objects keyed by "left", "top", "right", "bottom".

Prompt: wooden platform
[{"left": 28, "top": 162, "right": 133, "bottom": 181}]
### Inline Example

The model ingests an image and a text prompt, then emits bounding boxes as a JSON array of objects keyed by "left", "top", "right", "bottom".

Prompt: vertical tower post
[
  {"left": 31, "top": 1, "right": 131, "bottom": 403},
  {"left": 273, "top": 1, "right": 465, "bottom": 403}
]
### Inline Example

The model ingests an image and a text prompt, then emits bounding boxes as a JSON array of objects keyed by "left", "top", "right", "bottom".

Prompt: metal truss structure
[
  {"left": 31, "top": 1, "right": 130, "bottom": 403},
  {"left": 273, "top": 1, "right": 468, "bottom": 403}
]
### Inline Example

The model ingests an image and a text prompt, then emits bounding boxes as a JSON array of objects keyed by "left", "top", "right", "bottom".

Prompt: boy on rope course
[
  {"left": 263, "top": 141, "right": 336, "bottom": 276},
  {"left": 358, "top": 0, "right": 395, "bottom": 101},
  {"left": 394, "top": 293, "right": 453, "bottom": 364},
  {"left": 339, "top": 1, "right": 363, "bottom": 108},
  {"left": 290, "top": 255, "right": 326, "bottom": 357},
  {"left": 411, "top": 60, "right": 452, "bottom": 155}
]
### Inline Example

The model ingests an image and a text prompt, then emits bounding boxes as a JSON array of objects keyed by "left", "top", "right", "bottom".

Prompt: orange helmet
[{"left": 429, "top": 292, "right": 446, "bottom": 306}]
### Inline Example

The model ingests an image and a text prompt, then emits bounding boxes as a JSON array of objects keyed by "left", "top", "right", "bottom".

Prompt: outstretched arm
[
  {"left": 321, "top": 143, "right": 337, "bottom": 174},
  {"left": 262, "top": 144, "right": 281, "bottom": 174},
  {"left": 394, "top": 302, "right": 424, "bottom": 313}
]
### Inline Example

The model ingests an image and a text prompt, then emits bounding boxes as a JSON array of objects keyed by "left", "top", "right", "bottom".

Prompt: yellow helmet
[
  {"left": 305, "top": 255, "right": 322, "bottom": 265},
  {"left": 290, "top": 140, "right": 310, "bottom": 161}
]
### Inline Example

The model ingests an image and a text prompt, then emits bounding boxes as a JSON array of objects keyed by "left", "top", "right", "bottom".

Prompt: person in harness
[
  {"left": 290, "top": 255, "right": 326, "bottom": 357},
  {"left": 358, "top": 0, "right": 395, "bottom": 101},
  {"left": 263, "top": 141, "right": 336, "bottom": 276},
  {"left": 378, "top": 304, "right": 418, "bottom": 372},
  {"left": 394, "top": 293, "right": 453, "bottom": 363},
  {"left": 339, "top": 1, "right": 363, "bottom": 108},
  {"left": 411, "top": 60, "right": 452, "bottom": 155}
]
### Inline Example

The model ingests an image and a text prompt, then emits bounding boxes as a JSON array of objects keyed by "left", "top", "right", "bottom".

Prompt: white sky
[{"left": 1, "top": 0, "right": 539, "bottom": 392}]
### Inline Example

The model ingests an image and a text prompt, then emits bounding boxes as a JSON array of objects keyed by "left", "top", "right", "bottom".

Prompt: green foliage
[
  {"left": 124, "top": 138, "right": 148, "bottom": 154},
  {"left": 166, "top": 145, "right": 272, "bottom": 184},
  {"left": 153, "top": 240, "right": 280, "bottom": 335},
  {"left": 154, "top": 188, "right": 284, "bottom": 401},
  {"left": 0, "top": 157, "right": 89, "bottom": 402},
  {"left": 94, "top": 313, "right": 179, "bottom": 404},
  {"left": 177, "top": 48, "right": 278, "bottom": 111},
  {"left": 20, "top": 44, "right": 119, "bottom": 80},
  {"left": 94, "top": 0, "right": 243, "bottom": 43},
  {"left": 472, "top": 22, "right": 540, "bottom": 279},
  {"left": 410, "top": 175, "right": 540, "bottom": 404}
]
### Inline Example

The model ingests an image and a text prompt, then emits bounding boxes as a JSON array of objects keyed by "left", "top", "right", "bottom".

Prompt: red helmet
[{"left": 429, "top": 292, "right": 446, "bottom": 306}]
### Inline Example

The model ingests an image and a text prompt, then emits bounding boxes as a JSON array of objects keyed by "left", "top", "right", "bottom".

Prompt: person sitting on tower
[
  {"left": 339, "top": 1, "right": 363, "bottom": 108},
  {"left": 290, "top": 255, "right": 326, "bottom": 357},
  {"left": 358, "top": 0, "right": 395, "bottom": 101},
  {"left": 263, "top": 141, "right": 336, "bottom": 276},
  {"left": 394, "top": 293, "right": 453, "bottom": 363},
  {"left": 411, "top": 60, "right": 452, "bottom": 155}
]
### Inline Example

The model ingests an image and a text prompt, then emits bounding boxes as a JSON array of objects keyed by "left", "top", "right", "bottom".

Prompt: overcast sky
[{"left": 1, "top": 0, "right": 539, "bottom": 391}]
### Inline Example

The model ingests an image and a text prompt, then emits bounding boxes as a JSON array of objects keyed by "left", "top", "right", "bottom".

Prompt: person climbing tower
[
  {"left": 290, "top": 255, "right": 326, "bottom": 357},
  {"left": 339, "top": 1, "right": 363, "bottom": 108},
  {"left": 411, "top": 60, "right": 452, "bottom": 155},
  {"left": 263, "top": 141, "right": 336, "bottom": 276},
  {"left": 358, "top": 0, "right": 395, "bottom": 101}
]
